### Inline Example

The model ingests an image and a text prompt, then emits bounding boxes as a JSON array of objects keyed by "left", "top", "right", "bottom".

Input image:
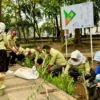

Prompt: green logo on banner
[{"left": 64, "top": 10, "right": 76, "bottom": 26}]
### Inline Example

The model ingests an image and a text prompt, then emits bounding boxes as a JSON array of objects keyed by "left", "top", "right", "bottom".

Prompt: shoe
[{"left": 6, "top": 70, "right": 14, "bottom": 74}]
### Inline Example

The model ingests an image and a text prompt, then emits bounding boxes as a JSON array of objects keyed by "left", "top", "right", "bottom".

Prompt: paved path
[{"left": 0, "top": 64, "right": 76, "bottom": 100}]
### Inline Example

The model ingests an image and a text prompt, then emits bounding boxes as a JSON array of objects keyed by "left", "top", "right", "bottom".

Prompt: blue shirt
[{"left": 95, "top": 64, "right": 100, "bottom": 74}]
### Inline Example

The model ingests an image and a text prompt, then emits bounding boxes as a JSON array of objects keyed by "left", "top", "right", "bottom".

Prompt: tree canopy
[{"left": 0, "top": 0, "right": 100, "bottom": 39}]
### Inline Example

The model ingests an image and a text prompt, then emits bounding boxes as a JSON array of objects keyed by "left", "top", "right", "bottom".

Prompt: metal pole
[
  {"left": 64, "top": 30, "right": 68, "bottom": 59},
  {"left": 90, "top": 28, "right": 93, "bottom": 66}
]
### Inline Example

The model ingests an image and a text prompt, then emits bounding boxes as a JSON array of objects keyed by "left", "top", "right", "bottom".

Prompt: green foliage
[
  {"left": 62, "top": 38, "right": 75, "bottom": 48},
  {"left": 2, "top": 0, "right": 100, "bottom": 39},
  {"left": 37, "top": 66, "right": 74, "bottom": 95},
  {"left": 93, "top": 0, "right": 100, "bottom": 25},
  {"left": 22, "top": 57, "right": 33, "bottom": 68},
  {"left": 41, "top": 0, "right": 64, "bottom": 19},
  {"left": 41, "top": 22, "right": 54, "bottom": 36},
  {"left": 19, "top": 57, "right": 74, "bottom": 95}
]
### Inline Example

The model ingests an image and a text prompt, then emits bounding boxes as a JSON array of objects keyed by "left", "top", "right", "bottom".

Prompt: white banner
[{"left": 61, "top": 2, "right": 94, "bottom": 30}]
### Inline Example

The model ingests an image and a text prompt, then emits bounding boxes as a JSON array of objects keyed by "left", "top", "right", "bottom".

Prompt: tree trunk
[
  {"left": 96, "top": 25, "right": 98, "bottom": 33},
  {"left": 25, "top": 25, "right": 29, "bottom": 43},
  {"left": 61, "top": 30, "right": 65, "bottom": 52},
  {"left": 60, "top": 12, "right": 65, "bottom": 51},
  {"left": 33, "top": 3, "right": 36, "bottom": 39},
  {"left": 55, "top": 16, "right": 60, "bottom": 38},
  {"left": 21, "top": 27, "right": 26, "bottom": 42},
  {"left": 35, "top": 19, "right": 41, "bottom": 38},
  {"left": 17, "top": 0, "right": 24, "bottom": 39},
  {"left": 75, "top": 29, "right": 82, "bottom": 46},
  {"left": 33, "top": 20, "right": 36, "bottom": 39},
  {"left": 84, "top": 28, "right": 87, "bottom": 36},
  {"left": 0, "top": 0, "right": 2, "bottom": 21},
  {"left": 18, "top": 27, "right": 21, "bottom": 39}
]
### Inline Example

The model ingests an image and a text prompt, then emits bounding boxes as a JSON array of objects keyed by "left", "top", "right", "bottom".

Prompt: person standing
[
  {"left": 7, "top": 29, "right": 17, "bottom": 64},
  {"left": 0, "top": 22, "right": 8, "bottom": 72}
]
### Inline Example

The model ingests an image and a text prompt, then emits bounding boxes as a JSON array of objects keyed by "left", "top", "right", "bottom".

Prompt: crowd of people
[{"left": 1, "top": 22, "right": 100, "bottom": 99}]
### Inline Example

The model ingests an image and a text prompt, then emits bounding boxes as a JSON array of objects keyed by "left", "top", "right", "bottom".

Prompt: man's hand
[
  {"left": 86, "top": 73, "right": 91, "bottom": 76},
  {"left": 35, "top": 62, "right": 40, "bottom": 67},
  {"left": 47, "top": 65, "right": 52, "bottom": 70},
  {"left": 12, "top": 47, "right": 17, "bottom": 53},
  {"left": 97, "top": 83, "right": 100, "bottom": 87}
]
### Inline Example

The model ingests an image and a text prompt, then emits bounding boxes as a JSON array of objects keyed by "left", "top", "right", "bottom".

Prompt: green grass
[
  {"left": 19, "top": 57, "right": 33, "bottom": 68},
  {"left": 37, "top": 66, "right": 74, "bottom": 95}
]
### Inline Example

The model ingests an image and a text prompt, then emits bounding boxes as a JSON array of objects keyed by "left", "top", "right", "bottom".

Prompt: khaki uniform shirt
[
  {"left": 31, "top": 48, "right": 36, "bottom": 58},
  {"left": 48, "top": 48, "right": 67, "bottom": 66},
  {"left": 17, "top": 47, "right": 25, "bottom": 55},
  {"left": 35, "top": 50, "right": 45, "bottom": 62},
  {"left": 0, "top": 32, "right": 7, "bottom": 50},
  {"left": 7, "top": 34, "right": 16, "bottom": 48},
  {"left": 63, "top": 60, "right": 90, "bottom": 75}
]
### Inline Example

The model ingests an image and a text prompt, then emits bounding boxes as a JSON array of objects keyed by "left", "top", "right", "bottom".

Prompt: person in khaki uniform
[
  {"left": 24, "top": 48, "right": 36, "bottom": 63},
  {"left": 0, "top": 22, "right": 8, "bottom": 72},
  {"left": 63, "top": 50, "right": 91, "bottom": 81},
  {"left": 15, "top": 43, "right": 25, "bottom": 61},
  {"left": 25, "top": 48, "right": 36, "bottom": 59},
  {"left": 7, "top": 30, "right": 16, "bottom": 50},
  {"left": 7, "top": 30, "right": 17, "bottom": 64},
  {"left": 34, "top": 46, "right": 45, "bottom": 66},
  {"left": 24, "top": 46, "right": 44, "bottom": 66},
  {"left": 31, "top": 48, "right": 36, "bottom": 59},
  {"left": 43, "top": 45, "right": 67, "bottom": 77}
]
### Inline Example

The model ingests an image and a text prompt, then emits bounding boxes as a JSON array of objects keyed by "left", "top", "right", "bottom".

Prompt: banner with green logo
[{"left": 61, "top": 2, "right": 94, "bottom": 30}]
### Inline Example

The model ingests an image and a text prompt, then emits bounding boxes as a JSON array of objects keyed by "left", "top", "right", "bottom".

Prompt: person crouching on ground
[
  {"left": 63, "top": 50, "right": 91, "bottom": 81},
  {"left": 15, "top": 43, "right": 25, "bottom": 61},
  {"left": 24, "top": 48, "right": 36, "bottom": 63},
  {"left": 7, "top": 29, "right": 17, "bottom": 64},
  {"left": 42, "top": 45, "right": 67, "bottom": 77},
  {"left": 34, "top": 46, "right": 45, "bottom": 67},
  {"left": 86, "top": 51, "right": 100, "bottom": 100},
  {"left": 94, "top": 51, "right": 100, "bottom": 87}
]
